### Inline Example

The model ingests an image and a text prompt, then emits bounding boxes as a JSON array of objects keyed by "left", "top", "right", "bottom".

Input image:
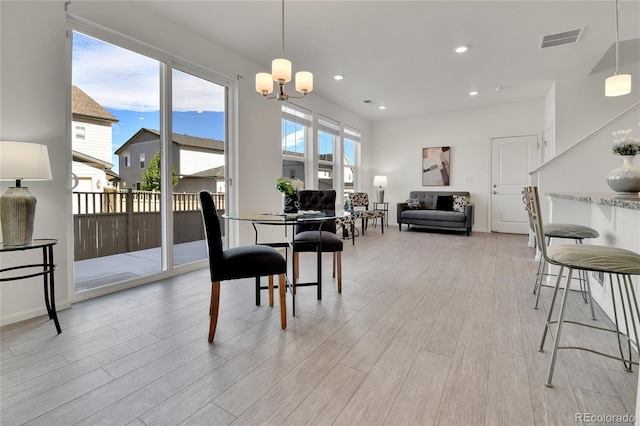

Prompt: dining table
[{"left": 223, "top": 209, "right": 350, "bottom": 315}]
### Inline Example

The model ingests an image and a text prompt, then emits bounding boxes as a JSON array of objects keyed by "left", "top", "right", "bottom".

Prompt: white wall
[
  {"left": 371, "top": 100, "right": 545, "bottom": 232},
  {"left": 0, "top": 0, "right": 370, "bottom": 325}
]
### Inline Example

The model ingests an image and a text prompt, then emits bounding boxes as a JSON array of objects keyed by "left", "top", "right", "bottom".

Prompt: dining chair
[
  {"left": 293, "top": 190, "right": 344, "bottom": 298},
  {"left": 198, "top": 190, "right": 288, "bottom": 342},
  {"left": 523, "top": 186, "right": 640, "bottom": 387},
  {"left": 348, "top": 192, "right": 385, "bottom": 235}
]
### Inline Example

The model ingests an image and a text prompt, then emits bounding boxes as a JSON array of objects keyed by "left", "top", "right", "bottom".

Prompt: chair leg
[
  {"left": 336, "top": 252, "right": 342, "bottom": 293},
  {"left": 332, "top": 252, "right": 336, "bottom": 278},
  {"left": 539, "top": 266, "right": 565, "bottom": 352},
  {"left": 381, "top": 217, "right": 384, "bottom": 234},
  {"left": 268, "top": 275, "right": 274, "bottom": 307},
  {"left": 534, "top": 258, "right": 547, "bottom": 309},
  {"left": 545, "top": 268, "right": 574, "bottom": 388},
  {"left": 255, "top": 277, "right": 261, "bottom": 306},
  {"left": 292, "top": 251, "right": 299, "bottom": 296},
  {"left": 351, "top": 222, "right": 355, "bottom": 245},
  {"left": 278, "top": 273, "right": 287, "bottom": 329},
  {"left": 208, "top": 281, "right": 221, "bottom": 343}
]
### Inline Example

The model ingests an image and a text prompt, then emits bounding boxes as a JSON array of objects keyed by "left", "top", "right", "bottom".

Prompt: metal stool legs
[
  {"left": 533, "top": 238, "right": 596, "bottom": 320},
  {"left": 539, "top": 269, "right": 640, "bottom": 387}
]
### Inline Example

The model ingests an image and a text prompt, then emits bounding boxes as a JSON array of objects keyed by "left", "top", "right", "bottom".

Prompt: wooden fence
[{"left": 73, "top": 190, "right": 225, "bottom": 261}]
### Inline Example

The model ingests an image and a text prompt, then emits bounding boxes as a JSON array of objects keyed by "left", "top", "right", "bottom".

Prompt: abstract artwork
[{"left": 422, "top": 146, "right": 450, "bottom": 186}]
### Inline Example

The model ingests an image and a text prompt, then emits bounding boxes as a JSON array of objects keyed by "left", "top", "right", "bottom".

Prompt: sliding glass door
[{"left": 71, "top": 28, "right": 229, "bottom": 293}]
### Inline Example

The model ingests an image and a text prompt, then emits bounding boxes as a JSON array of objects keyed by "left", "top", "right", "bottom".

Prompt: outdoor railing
[{"left": 73, "top": 189, "right": 225, "bottom": 260}]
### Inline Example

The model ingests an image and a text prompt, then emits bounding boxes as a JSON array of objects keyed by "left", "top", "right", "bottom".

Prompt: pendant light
[
  {"left": 605, "top": 0, "right": 632, "bottom": 97},
  {"left": 255, "top": 0, "right": 313, "bottom": 100}
]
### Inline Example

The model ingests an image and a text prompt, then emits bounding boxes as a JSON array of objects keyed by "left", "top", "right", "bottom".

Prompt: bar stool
[
  {"left": 523, "top": 186, "right": 640, "bottom": 387},
  {"left": 533, "top": 223, "right": 600, "bottom": 320}
]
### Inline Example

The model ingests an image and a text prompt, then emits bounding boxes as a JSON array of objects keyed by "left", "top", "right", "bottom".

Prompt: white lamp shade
[
  {"left": 605, "top": 73, "right": 632, "bottom": 97},
  {"left": 295, "top": 71, "right": 313, "bottom": 93},
  {"left": 0, "top": 141, "right": 52, "bottom": 181},
  {"left": 256, "top": 72, "right": 274, "bottom": 94},
  {"left": 272, "top": 58, "right": 292, "bottom": 83},
  {"left": 373, "top": 175, "right": 388, "bottom": 187}
]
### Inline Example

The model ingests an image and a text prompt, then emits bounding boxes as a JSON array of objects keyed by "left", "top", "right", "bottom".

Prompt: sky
[
  {"left": 72, "top": 31, "right": 225, "bottom": 172},
  {"left": 72, "top": 30, "right": 346, "bottom": 173}
]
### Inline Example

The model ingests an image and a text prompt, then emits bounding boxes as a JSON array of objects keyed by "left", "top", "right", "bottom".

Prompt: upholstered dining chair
[
  {"left": 523, "top": 186, "right": 640, "bottom": 387},
  {"left": 348, "top": 192, "right": 385, "bottom": 235},
  {"left": 293, "top": 190, "right": 344, "bottom": 298},
  {"left": 198, "top": 190, "right": 288, "bottom": 342}
]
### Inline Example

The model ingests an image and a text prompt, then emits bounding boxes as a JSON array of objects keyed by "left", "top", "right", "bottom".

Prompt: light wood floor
[{"left": 1, "top": 229, "right": 637, "bottom": 425}]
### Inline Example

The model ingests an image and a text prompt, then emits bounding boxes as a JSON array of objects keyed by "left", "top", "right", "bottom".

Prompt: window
[
  {"left": 343, "top": 126, "right": 360, "bottom": 198},
  {"left": 124, "top": 153, "right": 131, "bottom": 168},
  {"left": 75, "top": 125, "right": 86, "bottom": 140},
  {"left": 318, "top": 115, "right": 339, "bottom": 190},
  {"left": 140, "top": 153, "right": 145, "bottom": 169},
  {"left": 282, "top": 103, "right": 311, "bottom": 186}
]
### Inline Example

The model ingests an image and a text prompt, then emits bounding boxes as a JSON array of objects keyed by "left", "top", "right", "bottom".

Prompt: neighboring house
[
  {"left": 115, "top": 128, "right": 225, "bottom": 193},
  {"left": 72, "top": 85, "right": 119, "bottom": 191}
]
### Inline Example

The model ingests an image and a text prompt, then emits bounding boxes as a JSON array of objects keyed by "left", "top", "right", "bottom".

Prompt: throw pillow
[
  {"left": 405, "top": 198, "right": 421, "bottom": 209},
  {"left": 452, "top": 195, "right": 470, "bottom": 213},
  {"left": 436, "top": 195, "right": 454, "bottom": 211}
]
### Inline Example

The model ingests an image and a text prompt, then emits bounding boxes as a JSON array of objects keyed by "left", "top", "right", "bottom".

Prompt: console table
[{"left": 0, "top": 239, "right": 61, "bottom": 333}]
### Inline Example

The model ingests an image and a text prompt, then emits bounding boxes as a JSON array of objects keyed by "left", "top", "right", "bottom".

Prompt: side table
[
  {"left": 372, "top": 202, "right": 389, "bottom": 228},
  {"left": 0, "top": 239, "right": 61, "bottom": 333}
]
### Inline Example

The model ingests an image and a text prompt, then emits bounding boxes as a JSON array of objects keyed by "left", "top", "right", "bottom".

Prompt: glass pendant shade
[
  {"left": 605, "top": 73, "right": 632, "bottom": 97},
  {"left": 272, "top": 58, "right": 292, "bottom": 83},
  {"left": 295, "top": 71, "right": 313, "bottom": 93},
  {"left": 256, "top": 72, "right": 273, "bottom": 94}
]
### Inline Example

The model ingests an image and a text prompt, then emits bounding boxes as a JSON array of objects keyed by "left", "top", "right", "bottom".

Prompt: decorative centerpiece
[
  {"left": 276, "top": 177, "right": 303, "bottom": 213},
  {"left": 607, "top": 126, "right": 640, "bottom": 195}
]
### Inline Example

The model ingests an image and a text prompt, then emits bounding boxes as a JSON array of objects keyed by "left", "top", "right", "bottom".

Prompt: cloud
[{"left": 72, "top": 32, "right": 225, "bottom": 112}]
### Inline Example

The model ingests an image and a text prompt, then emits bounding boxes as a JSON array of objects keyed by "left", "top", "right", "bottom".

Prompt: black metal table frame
[
  {"left": 0, "top": 239, "right": 61, "bottom": 334},
  {"left": 224, "top": 211, "right": 346, "bottom": 317}
]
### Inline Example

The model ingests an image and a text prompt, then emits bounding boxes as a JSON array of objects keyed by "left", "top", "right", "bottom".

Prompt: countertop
[{"left": 547, "top": 192, "right": 640, "bottom": 211}]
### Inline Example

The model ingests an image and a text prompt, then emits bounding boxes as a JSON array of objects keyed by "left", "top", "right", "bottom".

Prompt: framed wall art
[{"left": 422, "top": 146, "right": 450, "bottom": 186}]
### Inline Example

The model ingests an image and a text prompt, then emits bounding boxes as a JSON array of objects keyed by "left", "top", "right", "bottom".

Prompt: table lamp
[
  {"left": 373, "top": 175, "right": 387, "bottom": 203},
  {"left": 0, "top": 141, "right": 52, "bottom": 246}
]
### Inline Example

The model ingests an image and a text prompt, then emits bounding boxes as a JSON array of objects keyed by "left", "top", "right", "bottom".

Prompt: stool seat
[
  {"left": 547, "top": 244, "right": 640, "bottom": 275},
  {"left": 544, "top": 223, "right": 600, "bottom": 240}
]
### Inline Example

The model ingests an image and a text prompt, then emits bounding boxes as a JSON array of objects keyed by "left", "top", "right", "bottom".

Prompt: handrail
[{"left": 530, "top": 101, "right": 640, "bottom": 175}]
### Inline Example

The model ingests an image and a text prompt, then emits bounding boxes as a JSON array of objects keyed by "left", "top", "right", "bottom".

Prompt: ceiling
[{"left": 137, "top": 0, "right": 640, "bottom": 122}]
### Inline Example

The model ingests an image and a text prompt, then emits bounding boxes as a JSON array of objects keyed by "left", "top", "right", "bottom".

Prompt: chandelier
[
  {"left": 605, "top": 0, "right": 631, "bottom": 97},
  {"left": 255, "top": 0, "right": 313, "bottom": 100}
]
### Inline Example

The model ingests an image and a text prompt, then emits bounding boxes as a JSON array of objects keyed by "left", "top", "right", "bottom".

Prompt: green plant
[
  {"left": 611, "top": 128, "right": 640, "bottom": 155},
  {"left": 275, "top": 177, "right": 303, "bottom": 195},
  {"left": 142, "top": 151, "right": 179, "bottom": 191}
]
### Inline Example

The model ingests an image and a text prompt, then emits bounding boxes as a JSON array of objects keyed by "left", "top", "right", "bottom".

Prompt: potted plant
[
  {"left": 276, "top": 177, "right": 304, "bottom": 213},
  {"left": 607, "top": 126, "right": 640, "bottom": 194}
]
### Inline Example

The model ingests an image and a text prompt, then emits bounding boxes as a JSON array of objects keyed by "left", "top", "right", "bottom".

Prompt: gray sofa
[{"left": 397, "top": 191, "right": 473, "bottom": 236}]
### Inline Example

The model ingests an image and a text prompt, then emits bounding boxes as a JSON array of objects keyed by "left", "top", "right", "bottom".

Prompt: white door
[{"left": 491, "top": 135, "right": 538, "bottom": 233}]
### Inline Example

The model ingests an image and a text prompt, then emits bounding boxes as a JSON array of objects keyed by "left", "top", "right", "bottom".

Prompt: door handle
[{"left": 493, "top": 191, "right": 498, "bottom": 194}]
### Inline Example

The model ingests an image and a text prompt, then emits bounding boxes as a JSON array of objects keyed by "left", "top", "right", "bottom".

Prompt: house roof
[
  {"left": 72, "top": 85, "right": 119, "bottom": 123},
  {"left": 189, "top": 165, "right": 225, "bottom": 179},
  {"left": 115, "top": 128, "right": 224, "bottom": 154},
  {"left": 72, "top": 150, "right": 113, "bottom": 170}
]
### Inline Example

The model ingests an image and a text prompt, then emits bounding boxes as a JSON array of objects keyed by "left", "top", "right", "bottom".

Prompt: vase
[
  {"left": 282, "top": 193, "right": 299, "bottom": 213},
  {"left": 607, "top": 155, "right": 640, "bottom": 195}
]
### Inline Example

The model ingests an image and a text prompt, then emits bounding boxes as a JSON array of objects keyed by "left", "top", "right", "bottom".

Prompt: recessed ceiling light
[
  {"left": 469, "top": 91, "right": 479, "bottom": 96},
  {"left": 454, "top": 45, "right": 469, "bottom": 53},
  {"left": 378, "top": 105, "right": 387, "bottom": 110},
  {"left": 334, "top": 74, "right": 344, "bottom": 80}
]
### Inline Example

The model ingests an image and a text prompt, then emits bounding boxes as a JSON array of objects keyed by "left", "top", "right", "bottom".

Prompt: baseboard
[{"left": 0, "top": 300, "right": 71, "bottom": 327}]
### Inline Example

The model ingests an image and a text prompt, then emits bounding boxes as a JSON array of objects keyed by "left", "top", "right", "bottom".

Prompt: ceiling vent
[{"left": 539, "top": 27, "right": 584, "bottom": 49}]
